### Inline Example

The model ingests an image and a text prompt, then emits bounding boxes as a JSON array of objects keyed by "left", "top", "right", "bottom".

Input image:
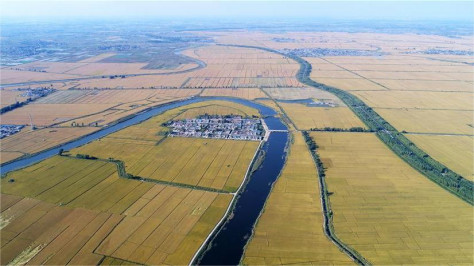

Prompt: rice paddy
[{"left": 310, "top": 132, "right": 473, "bottom": 265}]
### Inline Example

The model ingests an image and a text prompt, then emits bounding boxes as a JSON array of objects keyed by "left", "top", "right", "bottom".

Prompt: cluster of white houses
[
  {"left": 0, "top": 125, "right": 24, "bottom": 139},
  {"left": 166, "top": 115, "right": 264, "bottom": 141}
]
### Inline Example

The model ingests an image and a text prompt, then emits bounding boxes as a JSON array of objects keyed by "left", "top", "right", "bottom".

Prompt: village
[
  {"left": 0, "top": 124, "right": 24, "bottom": 139},
  {"left": 165, "top": 114, "right": 264, "bottom": 141}
]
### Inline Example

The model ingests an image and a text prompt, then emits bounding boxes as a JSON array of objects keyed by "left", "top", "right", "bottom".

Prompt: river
[{"left": 0, "top": 96, "right": 290, "bottom": 265}]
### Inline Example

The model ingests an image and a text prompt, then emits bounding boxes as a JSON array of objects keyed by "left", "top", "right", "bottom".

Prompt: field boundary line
[{"left": 302, "top": 131, "right": 371, "bottom": 266}]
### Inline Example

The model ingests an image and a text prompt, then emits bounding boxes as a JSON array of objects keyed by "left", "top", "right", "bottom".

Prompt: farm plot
[
  {"left": 375, "top": 108, "right": 474, "bottom": 135},
  {"left": 310, "top": 132, "right": 473, "bottom": 265},
  {"left": 264, "top": 87, "right": 344, "bottom": 106},
  {"left": 243, "top": 132, "right": 353, "bottom": 265},
  {"left": 0, "top": 196, "right": 124, "bottom": 265},
  {"left": 279, "top": 102, "right": 367, "bottom": 130},
  {"left": 127, "top": 138, "right": 259, "bottom": 192},
  {"left": 70, "top": 100, "right": 261, "bottom": 192},
  {"left": 0, "top": 103, "right": 116, "bottom": 126},
  {"left": 95, "top": 187, "right": 232, "bottom": 265},
  {"left": 406, "top": 135, "right": 473, "bottom": 180},
  {"left": 200, "top": 88, "right": 266, "bottom": 100},
  {"left": 180, "top": 45, "right": 303, "bottom": 88},
  {"left": 0, "top": 127, "right": 98, "bottom": 164},
  {"left": 73, "top": 74, "right": 190, "bottom": 89},
  {"left": 353, "top": 90, "right": 474, "bottom": 110},
  {"left": 0, "top": 90, "right": 29, "bottom": 108},
  {"left": 1, "top": 156, "right": 234, "bottom": 265},
  {"left": 0, "top": 69, "right": 81, "bottom": 85},
  {"left": 35, "top": 89, "right": 199, "bottom": 105}
]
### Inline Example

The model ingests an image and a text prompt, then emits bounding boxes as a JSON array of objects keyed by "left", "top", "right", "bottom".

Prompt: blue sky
[{"left": 1, "top": 1, "right": 473, "bottom": 21}]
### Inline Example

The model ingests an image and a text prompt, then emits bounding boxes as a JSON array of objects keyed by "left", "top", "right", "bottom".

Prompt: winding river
[{"left": 0, "top": 96, "right": 289, "bottom": 265}]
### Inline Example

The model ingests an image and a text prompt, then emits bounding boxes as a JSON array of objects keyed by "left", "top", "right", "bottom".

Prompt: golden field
[
  {"left": 1, "top": 103, "right": 116, "bottom": 126},
  {"left": 263, "top": 87, "right": 344, "bottom": 106},
  {"left": 243, "top": 132, "right": 353, "bottom": 265},
  {"left": 279, "top": 103, "right": 366, "bottom": 130},
  {"left": 75, "top": 137, "right": 258, "bottom": 192},
  {"left": 375, "top": 108, "right": 474, "bottom": 134},
  {"left": 406, "top": 134, "right": 473, "bottom": 180},
  {"left": 1, "top": 156, "right": 232, "bottom": 265},
  {"left": 353, "top": 90, "right": 473, "bottom": 110},
  {"left": 200, "top": 88, "right": 266, "bottom": 100},
  {"left": 0, "top": 90, "right": 29, "bottom": 108},
  {"left": 0, "top": 89, "right": 200, "bottom": 164},
  {"left": 0, "top": 127, "right": 98, "bottom": 164},
  {"left": 310, "top": 132, "right": 473, "bottom": 265},
  {"left": 1, "top": 99, "right": 263, "bottom": 264},
  {"left": 72, "top": 100, "right": 260, "bottom": 192}
]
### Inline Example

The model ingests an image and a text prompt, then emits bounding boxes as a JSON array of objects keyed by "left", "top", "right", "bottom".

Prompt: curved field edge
[{"left": 216, "top": 44, "right": 473, "bottom": 205}]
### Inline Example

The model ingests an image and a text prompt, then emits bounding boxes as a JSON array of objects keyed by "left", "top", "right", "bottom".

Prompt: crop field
[
  {"left": 243, "top": 132, "right": 353, "bottom": 265},
  {"left": 352, "top": 90, "right": 473, "bottom": 110},
  {"left": 1, "top": 103, "right": 116, "bottom": 126},
  {"left": 69, "top": 100, "right": 260, "bottom": 192},
  {"left": 0, "top": 127, "right": 98, "bottom": 164},
  {"left": 406, "top": 134, "right": 473, "bottom": 180},
  {"left": 0, "top": 195, "right": 124, "bottom": 265},
  {"left": 263, "top": 87, "right": 344, "bottom": 105},
  {"left": 1, "top": 155, "right": 233, "bottom": 265},
  {"left": 279, "top": 103, "right": 367, "bottom": 130},
  {"left": 73, "top": 74, "right": 190, "bottom": 89},
  {"left": 95, "top": 188, "right": 232, "bottom": 265},
  {"left": 73, "top": 137, "right": 258, "bottom": 192},
  {"left": 35, "top": 89, "right": 199, "bottom": 105},
  {"left": 0, "top": 68, "right": 81, "bottom": 85},
  {"left": 180, "top": 45, "right": 302, "bottom": 88},
  {"left": 0, "top": 90, "right": 29, "bottom": 107},
  {"left": 375, "top": 108, "right": 474, "bottom": 134},
  {"left": 16, "top": 61, "right": 198, "bottom": 76},
  {"left": 200, "top": 88, "right": 266, "bottom": 99},
  {"left": 310, "top": 132, "right": 473, "bottom": 265}
]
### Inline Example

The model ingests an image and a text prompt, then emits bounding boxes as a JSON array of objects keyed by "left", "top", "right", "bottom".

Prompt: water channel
[{"left": 0, "top": 96, "right": 290, "bottom": 265}]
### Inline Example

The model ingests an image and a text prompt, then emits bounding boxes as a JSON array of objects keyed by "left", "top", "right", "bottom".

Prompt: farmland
[
  {"left": 310, "top": 132, "right": 473, "bottom": 265},
  {"left": 243, "top": 132, "right": 353, "bottom": 265},
  {"left": 263, "top": 87, "right": 344, "bottom": 106},
  {"left": 0, "top": 89, "right": 200, "bottom": 164},
  {"left": 0, "top": 127, "right": 98, "bottom": 164},
  {"left": 406, "top": 134, "right": 473, "bottom": 180},
  {"left": 201, "top": 88, "right": 266, "bottom": 100},
  {"left": 279, "top": 103, "right": 367, "bottom": 130},
  {"left": 1, "top": 156, "right": 232, "bottom": 265},
  {"left": 72, "top": 100, "right": 260, "bottom": 192},
  {"left": 1, "top": 16, "right": 474, "bottom": 265},
  {"left": 1, "top": 99, "right": 262, "bottom": 265}
]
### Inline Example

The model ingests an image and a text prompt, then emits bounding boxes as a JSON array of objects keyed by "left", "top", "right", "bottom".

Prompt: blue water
[
  {"left": 0, "top": 96, "right": 290, "bottom": 265},
  {"left": 196, "top": 131, "right": 288, "bottom": 265}
]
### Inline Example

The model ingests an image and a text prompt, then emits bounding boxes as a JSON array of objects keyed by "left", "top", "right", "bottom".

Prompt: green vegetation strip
[
  {"left": 65, "top": 154, "right": 232, "bottom": 194},
  {"left": 219, "top": 44, "right": 474, "bottom": 205},
  {"left": 303, "top": 132, "right": 371, "bottom": 266}
]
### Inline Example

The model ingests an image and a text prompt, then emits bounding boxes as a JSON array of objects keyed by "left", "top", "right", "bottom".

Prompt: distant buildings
[
  {"left": 165, "top": 115, "right": 264, "bottom": 141},
  {"left": 1, "top": 125, "right": 24, "bottom": 139}
]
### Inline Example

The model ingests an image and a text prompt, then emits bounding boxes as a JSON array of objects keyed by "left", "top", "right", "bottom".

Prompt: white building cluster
[{"left": 166, "top": 115, "right": 264, "bottom": 141}]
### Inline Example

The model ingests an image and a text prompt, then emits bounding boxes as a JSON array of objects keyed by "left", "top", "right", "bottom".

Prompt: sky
[{"left": 1, "top": 1, "right": 473, "bottom": 21}]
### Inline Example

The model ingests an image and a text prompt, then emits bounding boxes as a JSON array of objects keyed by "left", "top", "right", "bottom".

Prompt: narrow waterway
[
  {"left": 0, "top": 96, "right": 290, "bottom": 265},
  {"left": 0, "top": 96, "right": 280, "bottom": 174},
  {"left": 196, "top": 130, "right": 288, "bottom": 265}
]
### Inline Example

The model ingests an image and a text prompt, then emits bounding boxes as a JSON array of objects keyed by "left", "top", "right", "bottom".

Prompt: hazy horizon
[{"left": 1, "top": 1, "right": 473, "bottom": 22}]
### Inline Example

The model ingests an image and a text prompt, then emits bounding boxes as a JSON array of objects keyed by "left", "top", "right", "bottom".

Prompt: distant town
[
  {"left": 165, "top": 115, "right": 264, "bottom": 141},
  {"left": 0, "top": 125, "right": 24, "bottom": 139}
]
